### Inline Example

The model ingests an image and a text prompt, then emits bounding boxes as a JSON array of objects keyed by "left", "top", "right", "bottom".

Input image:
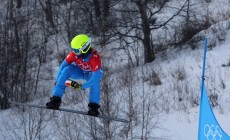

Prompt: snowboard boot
[
  {"left": 87, "top": 102, "right": 100, "bottom": 116},
  {"left": 46, "top": 96, "right": 61, "bottom": 110}
]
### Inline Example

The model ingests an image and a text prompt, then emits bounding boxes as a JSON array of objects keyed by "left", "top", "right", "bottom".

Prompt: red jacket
[{"left": 65, "top": 50, "right": 101, "bottom": 72}]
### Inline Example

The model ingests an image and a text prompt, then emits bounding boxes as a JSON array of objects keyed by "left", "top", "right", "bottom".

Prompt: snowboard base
[{"left": 9, "top": 100, "right": 129, "bottom": 123}]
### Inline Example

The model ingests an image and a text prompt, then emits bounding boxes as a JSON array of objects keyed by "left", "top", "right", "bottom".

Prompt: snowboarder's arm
[
  {"left": 56, "top": 51, "right": 76, "bottom": 81},
  {"left": 82, "top": 53, "right": 102, "bottom": 89},
  {"left": 82, "top": 70, "right": 103, "bottom": 89},
  {"left": 55, "top": 60, "right": 69, "bottom": 81}
]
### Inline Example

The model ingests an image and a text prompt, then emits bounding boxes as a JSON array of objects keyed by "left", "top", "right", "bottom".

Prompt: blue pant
[{"left": 52, "top": 64, "right": 102, "bottom": 104}]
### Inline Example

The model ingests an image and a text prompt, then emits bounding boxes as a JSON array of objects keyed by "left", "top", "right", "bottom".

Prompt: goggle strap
[{"left": 79, "top": 38, "right": 91, "bottom": 52}]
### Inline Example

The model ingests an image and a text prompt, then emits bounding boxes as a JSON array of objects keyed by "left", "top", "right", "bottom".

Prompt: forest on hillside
[
  {"left": 1, "top": 0, "right": 225, "bottom": 109},
  {"left": 0, "top": 0, "right": 230, "bottom": 139}
]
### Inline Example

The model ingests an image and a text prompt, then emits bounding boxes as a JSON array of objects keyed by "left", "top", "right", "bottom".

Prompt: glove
[
  {"left": 65, "top": 80, "right": 82, "bottom": 90},
  {"left": 72, "top": 81, "right": 82, "bottom": 90}
]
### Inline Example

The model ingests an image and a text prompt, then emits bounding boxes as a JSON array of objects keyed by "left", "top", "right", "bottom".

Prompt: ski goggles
[{"left": 72, "top": 38, "right": 91, "bottom": 55}]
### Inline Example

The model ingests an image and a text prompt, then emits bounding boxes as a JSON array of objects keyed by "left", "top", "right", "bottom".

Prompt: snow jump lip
[{"left": 9, "top": 100, "right": 129, "bottom": 123}]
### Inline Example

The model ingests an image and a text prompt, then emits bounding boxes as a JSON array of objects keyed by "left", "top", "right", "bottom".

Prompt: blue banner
[
  {"left": 198, "top": 85, "right": 230, "bottom": 140},
  {"left": 198, "top": 38, "right": 230, "bottom": 140}
]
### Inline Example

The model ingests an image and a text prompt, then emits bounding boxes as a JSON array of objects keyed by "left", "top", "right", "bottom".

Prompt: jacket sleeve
[
  {"left": 82, "top": 69, "right": 103, "bottom": 89},
  {"left": 90, "top": 53, "right": 101, "bottom": 72},
  {"left": 55, "top": 59, "right": 69, "bottom": 81},
  {"left": 55, "top": 52, "right": 76, "bottom": 81}
]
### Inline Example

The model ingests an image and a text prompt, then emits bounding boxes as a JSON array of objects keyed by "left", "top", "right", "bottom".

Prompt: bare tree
[
  {"left": 38, "top": 0, "right": 55, "bottom": 29},
  {"left": 0, "top": 105, "right": 51, "bottom": 140},
  {"left": 0, "top": 0, "right": 53, "bottom": 108},
  {"left": 16, "top": 0, "right": 22, "bottom": 8},
  {"left": 114, "top": 0, "right": 188, "bottom": 63}
]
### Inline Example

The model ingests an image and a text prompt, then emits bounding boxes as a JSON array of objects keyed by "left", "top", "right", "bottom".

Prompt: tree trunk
[
  {"left": 136, "top": 2, "right": 155, "bottom": 63},
  {"left": 103, "top": 0, "right": 109, "bottom": 18},
  {"left": 16, "top": 0, "right": 22, "bottom": 8},
  {"left": 45, "top": 0, "right": 55, "bottom": 28},
  {"left": 93, "top": 0, "right": 101, "bottom": 17}
]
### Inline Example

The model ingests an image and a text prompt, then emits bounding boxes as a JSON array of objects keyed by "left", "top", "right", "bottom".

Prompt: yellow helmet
[{"left": 71, "top": 34, "right": 91, "bottom": 54}]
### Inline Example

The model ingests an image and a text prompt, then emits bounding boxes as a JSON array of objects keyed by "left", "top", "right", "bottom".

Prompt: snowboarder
[{"left": 46, "top": 34, "right": 103, "bottom": 116}]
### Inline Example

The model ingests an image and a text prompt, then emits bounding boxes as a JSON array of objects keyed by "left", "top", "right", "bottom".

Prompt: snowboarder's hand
[
  {"left": 71, "top": 81, "right": 81, "bottom": 90},
  {"left": 74, "top": 83, "right": 82, "bottom": 90},
  {"left": 65, "top": 80, "right": 82, "bottom": 90}
]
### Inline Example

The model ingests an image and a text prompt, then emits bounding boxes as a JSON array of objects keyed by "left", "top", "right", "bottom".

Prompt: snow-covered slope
[
  {"left": 1, "top": 31, "right": 229, "bottom": 140},
  {"left": 1, "top": 0, "right": 230, "bottom": 139},
  {"left": 154, "top": 30, "right": 230, "bottom": 140}
]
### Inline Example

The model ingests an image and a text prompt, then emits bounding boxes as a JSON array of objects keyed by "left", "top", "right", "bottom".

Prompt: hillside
[
  {"left": 0, "top": 31, "right": 230, "bottom": 140},
  {"left": 0, "top": 0, "right": 230, "bottom": 139}
]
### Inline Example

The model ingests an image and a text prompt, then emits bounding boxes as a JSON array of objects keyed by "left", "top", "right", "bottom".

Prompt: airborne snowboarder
[{"left": 46, "top": 34, "right": 103, "bottom": 116}]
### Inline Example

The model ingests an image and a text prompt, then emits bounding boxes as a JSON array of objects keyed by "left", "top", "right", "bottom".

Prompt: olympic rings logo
[{"left": 204, "top": 124, "right": 222, "bottom": 140}]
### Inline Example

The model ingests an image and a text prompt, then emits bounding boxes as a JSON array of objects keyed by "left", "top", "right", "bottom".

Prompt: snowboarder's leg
[
  {"left": 46, "top": 64, "right": 83, "bottom": 109},
  {"left": 88, "top": 102, "right": 100, "bottom": 116},
  {"left": 46, "top": 96, "right": 61, "bottom": 109},
  {"left": 52, "top": 64, "right": 84, "bottom": 97},
  {"left": 86, "top": 70, "right": 103, "bottom": 116},
  {"left": 87, "top": 83, "right": 101, "bottom": 116},
  {"left": 85, "top": 69, "right": 103, "bottom": 104},
  {"left": 89, "top": 83, "right": 101, "bottom": 104}
]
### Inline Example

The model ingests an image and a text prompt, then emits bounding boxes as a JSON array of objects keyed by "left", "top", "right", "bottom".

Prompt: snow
[
  {"left": 156, "top": 31, "right": 230, "bottom": 139},
  {"left": 0, "top": 28, "right": 225, "bottom": 140},
  {"left": 1, "top": 0, "right": 230, "bottom": 139}
]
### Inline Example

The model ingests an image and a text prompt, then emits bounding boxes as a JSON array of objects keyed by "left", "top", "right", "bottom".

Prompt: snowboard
[{"left": 9, "top": 100, "right": 129, "bottom": 123}]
